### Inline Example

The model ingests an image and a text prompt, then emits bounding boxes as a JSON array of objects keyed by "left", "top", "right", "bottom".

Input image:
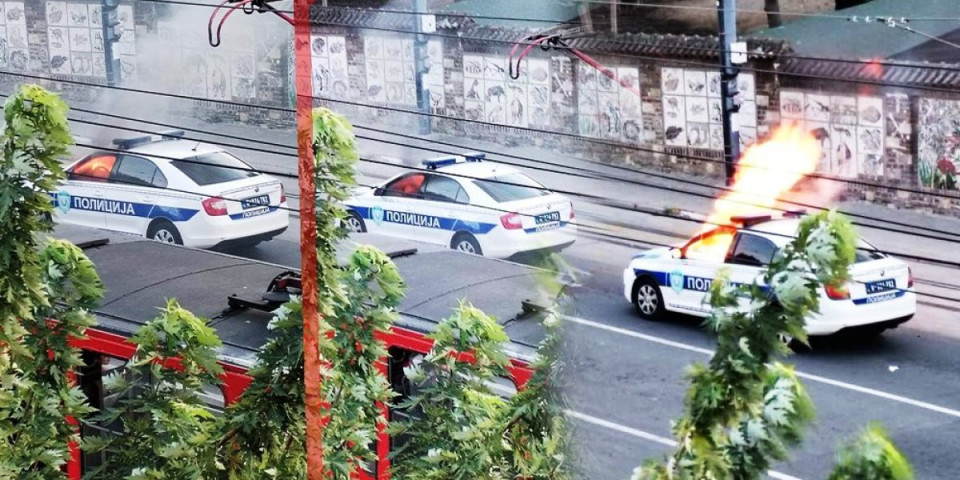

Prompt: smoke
[{"left": 79, "top": 0, "right": 294, "bottom": 146}]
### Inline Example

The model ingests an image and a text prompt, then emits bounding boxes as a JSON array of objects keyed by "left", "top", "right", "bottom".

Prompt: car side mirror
[{"left": 374, "top": 187, "right": 385, "bottom": 196}]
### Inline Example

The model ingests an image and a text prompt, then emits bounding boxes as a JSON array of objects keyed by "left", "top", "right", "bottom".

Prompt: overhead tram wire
[
  {"left": 7, "top": 72, "right": 958, "bottom": 245},
  {"left": 58, "top": 127, "right": 960, "bottom": 282},
  {"left": 45, "top": 90, "right": 960, "bottom": 244},
  {"left": 143, "top": 0, "right": 960, "bottom": 75},
  {"left": 61, "top": 123, "right": 960, "bottom": 270},
  {"left": 6, "top": 62, "right": 960, "bottom": 202},
  {"left": 56, "top": 105, "right": 960, "bottom": 244}
]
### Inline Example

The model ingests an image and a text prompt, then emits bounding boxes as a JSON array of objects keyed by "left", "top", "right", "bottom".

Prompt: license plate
[
  {"left": 241, "top": 194, "right": 270, "bottom": 210},
  {"left": 865, "top": 279, "right": 896, "bottom": 295},
  {"left": 535, "top": 211, "right": 560, "bottom": 225}
]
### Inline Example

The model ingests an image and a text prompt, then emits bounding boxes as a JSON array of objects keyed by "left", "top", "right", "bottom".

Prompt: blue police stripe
[
  {"left": 229, "top": 206, "right": 279, "bottom": 221},
  {"left": 852, "top": 290, "right": 906, "bottom": 305},
  {"left": 51, "top": 192, "right": 199, "bottom": 222},
  {"left": 349, "top": 206, "right": 497, "bottom": 235},
  {"left": 633, "top": 268, "right": 770, "bottom": 293},
  {"left": 523, "top": 221, "right": 570, "bottom": 234}
]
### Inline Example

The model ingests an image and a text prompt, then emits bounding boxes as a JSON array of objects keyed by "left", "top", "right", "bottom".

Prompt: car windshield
[
  {"left": 171, "top": 151, "right": 258, "bottom": 186},
  {"left": 472, "top": 172, "right": 549, "bottom": 203}
]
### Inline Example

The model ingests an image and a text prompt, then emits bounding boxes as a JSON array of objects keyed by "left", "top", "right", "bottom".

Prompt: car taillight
[
  {"left": 825, "top": 283, "right": 850, "bottom": 300},
  {"left": 569, "top": 201, "right": 575, "bottom": 219},
  {"left": 202, "top": 197, "right": 228, "bottom": 216},
  {"left": 500, "top": 212, "right": 523, "bottom": 230},
  {"left": 907, "top": 267, "right": 914, "bottom": 288},
  {"left": 280, "top": 185, "right": 286, "bottom": 204}
]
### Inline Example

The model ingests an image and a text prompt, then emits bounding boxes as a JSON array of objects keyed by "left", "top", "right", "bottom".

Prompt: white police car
[
  {"left": 623, "top": 213, "right": 916, "bottom": 336},
  {"left": 52, "top": 130, "right": 288, "bottom": 248},
  {"left": 344, "top": 153, "right": 576, "bottom": 258}
]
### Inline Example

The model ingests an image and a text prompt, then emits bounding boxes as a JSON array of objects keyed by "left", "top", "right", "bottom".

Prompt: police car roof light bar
[
  {"left": 159, "top": 129, "right": 186, "bottom": 140},
  {"left": 463, "top": 152, "right": 486, "bottom": 162},
  {"left": 112, "top": 135, "right": 155, "bottom": 150},
  {"left": 730, "top": 214, "right": 773, "bottom": 228},
  {"left": 781, "top": 209, "right": 807, "bottom": 218},
  {"left": 422, "top": 156, "right": 459, "bottom": 170}
]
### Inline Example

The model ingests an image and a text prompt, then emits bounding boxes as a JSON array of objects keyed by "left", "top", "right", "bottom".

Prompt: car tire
[
  {"left": 147, "top": 220, "right": 183, "bottom": 245},
  {"left": 451, "top": 233, "right": 483, "bottom": 256},
  {"left": 345, "top": 211, "right": 366, "bottom": 233},
  {"left": 633, "top": 277, "right": 664, "bottom": 320}
]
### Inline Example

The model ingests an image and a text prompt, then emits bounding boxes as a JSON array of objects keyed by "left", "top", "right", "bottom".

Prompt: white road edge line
[
  {"left": 565, "top": 409, "right": 803, "bottom": 480},
  {"left": 565, "top": 315, "right": 960, "bottom": 419}
]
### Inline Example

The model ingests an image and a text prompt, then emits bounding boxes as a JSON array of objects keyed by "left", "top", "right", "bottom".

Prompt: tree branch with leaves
[{"left": 0, "top": 84, "right": 104, "bottom": 478}]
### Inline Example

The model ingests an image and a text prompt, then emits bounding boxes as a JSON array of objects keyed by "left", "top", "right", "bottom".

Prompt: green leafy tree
[
  {"left": 497, "top": 309, "right": 573, "bottom": 479},
  {"left": 0, "top": 84, "right": 103, "bottom": 478},
  {"left": 84, "top": 300, "right": 224, "bottom": 480},
  {"left": 390, "top": 303, "right": 513, "bottom": 479},
  {"left": 634, "top": 211, "right": 911, "bottom": 480},
  {"left": 829, "top": 425, "right": 913, "bottom": 480},
  {"left": 320, "top": 245, "right": 404, "bottom": 477}
]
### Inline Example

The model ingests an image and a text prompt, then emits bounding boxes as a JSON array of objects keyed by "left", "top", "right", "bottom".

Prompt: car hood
[{"left": 632, "top": 247, "right": 673, "bottom": 260}]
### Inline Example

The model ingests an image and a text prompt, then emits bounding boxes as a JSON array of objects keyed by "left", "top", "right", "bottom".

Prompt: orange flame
[{"left": 685, "top": 125, "right": 822, "bottom": 261}]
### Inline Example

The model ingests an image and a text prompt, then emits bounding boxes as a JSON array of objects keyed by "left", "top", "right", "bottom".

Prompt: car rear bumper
[
  {"left": 805, "top": 292, "right": 917, "bottom": 336},
  {"left": 483, "top": 224, "right": 578, "bottom": 259},
  {"left": 180, "top": 208, "right": 289, "bottom": 249}
]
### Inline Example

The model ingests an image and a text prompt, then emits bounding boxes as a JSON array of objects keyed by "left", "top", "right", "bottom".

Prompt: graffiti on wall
[
  {"left": 578, "top": 63, "right": 641, "bottom": 142},
  {"left": 780, "top": 90, "right": 884, "bottom": 178},
  {"left": 918, "top": 98, "right": 960, "bottom": 191},
  {"left": 46, "top": 1, "right": 134, "bottom": 79},
  {"left": 661, "top": 67, "right": 757, "bottom": 150},
  {"left": 365, "top": 36, "right": 444, "bottom": 109},
  {"left": 0, "top": 2, "right": 28, "bottom": 70},
  {"left": 462, "top": 54, "right": 548, "bottom": 128}
]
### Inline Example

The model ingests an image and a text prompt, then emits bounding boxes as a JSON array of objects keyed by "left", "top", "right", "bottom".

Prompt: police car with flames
[
  {"left": 343, "top": 153, "right": 576, "bottom": 258},
  {"left": 52, "top": 130, "right": 288, "bottom": 248},
  {"left": 623, "top": 213, "right": 916, "bottom": 336}
]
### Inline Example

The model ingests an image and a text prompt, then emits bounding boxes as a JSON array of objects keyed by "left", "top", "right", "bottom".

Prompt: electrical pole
[
  {"left": 101, "top": 0, "right": 121, "bottom": 86},
  {"left": 413, "top": 0, "right": 433, "bottom": 135},
  {"left": 717, "top": 0, "right": 743, "bottom": 186}
]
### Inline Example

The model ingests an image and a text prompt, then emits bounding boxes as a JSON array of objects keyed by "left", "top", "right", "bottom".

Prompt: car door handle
[
  {"left": 92, "top": 189, "right": 104, "bottom": 197},
  {"left": 140, "top": 195, "right": 156, "bottom": 203}
]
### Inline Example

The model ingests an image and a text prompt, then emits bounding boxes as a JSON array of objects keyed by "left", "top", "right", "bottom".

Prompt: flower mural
[{"left": 918, "top": 98, "right": 960, "bottom": 191}]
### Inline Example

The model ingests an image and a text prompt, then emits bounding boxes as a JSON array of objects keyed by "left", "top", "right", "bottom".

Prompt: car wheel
[
  {"left": 633, "top": 277, "right": 664, "bottom": 320},
  {"left": 452, "top": 233, "right": 483, "bottom": 256},
  {"left": 345, "top": 211, "right": 366, "bottom": 233},
  {"left": 148, "top": 220, "right": 183, "bottom": 245}
]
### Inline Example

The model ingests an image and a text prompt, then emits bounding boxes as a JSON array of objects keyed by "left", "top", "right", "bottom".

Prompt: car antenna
[{"left": 191, "top": 141, "right": 201, "bottom": 152}]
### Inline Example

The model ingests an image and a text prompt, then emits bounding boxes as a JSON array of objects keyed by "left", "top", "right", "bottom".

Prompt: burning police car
[
  {"left": 343, "top": 153, "right": 576, "bottom": 259},
  {"left": 52, "top": 130, "right": 288, "bottom": 248},
  {"left": 622, "top": 213, "right": 916, "bottom": 336}
]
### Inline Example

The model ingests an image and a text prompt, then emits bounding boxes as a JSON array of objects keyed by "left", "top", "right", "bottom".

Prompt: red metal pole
[{"left": 294, "top": 0, "right": 323, "bottom": 478}]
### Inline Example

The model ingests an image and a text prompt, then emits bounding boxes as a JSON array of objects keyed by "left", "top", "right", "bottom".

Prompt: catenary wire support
[{"left": 208, "top": 0, "right": 294, "bottom": 47}]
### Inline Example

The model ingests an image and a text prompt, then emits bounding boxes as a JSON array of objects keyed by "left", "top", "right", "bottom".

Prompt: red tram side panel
[{"left": 53, "top": 227, "right": 556, "bottom": 479}]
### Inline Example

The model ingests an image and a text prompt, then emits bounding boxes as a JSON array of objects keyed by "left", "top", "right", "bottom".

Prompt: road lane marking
[
  {"left": 565, "top": 409, "right": 803, "bottom": 480},
  {"left": 565, "top": 315, "right": 960, "bottom": 419}
]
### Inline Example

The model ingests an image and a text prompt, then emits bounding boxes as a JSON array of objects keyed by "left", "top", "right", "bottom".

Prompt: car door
[
  {"left": 55, "top": 154, "right": 117, "bottom": 229},
  {"left": 669, "top": 227, "right": 737, "bottom": 315},
  {"left": 419, "top": 174, "right": 478, "bottom": 246},
  {"left": 367, "top": 172, "right": 428, "bottom": 240},
  {"left": 723, "top": 231, "right": 779, "bottom": 297},
  {"left": 104, "top": 155, "right": 165, "bottom": 235}
]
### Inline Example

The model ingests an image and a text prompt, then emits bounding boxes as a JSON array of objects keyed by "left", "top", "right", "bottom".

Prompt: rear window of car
[
  {"left": 855, "top": 239, "right": 886, "bottom": 263},
  {"left": 472, "top": 173, "right": 549, "bottom": 203},
  {"left": 170, "top": 151, "right": 258, "bottom": 186}
]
